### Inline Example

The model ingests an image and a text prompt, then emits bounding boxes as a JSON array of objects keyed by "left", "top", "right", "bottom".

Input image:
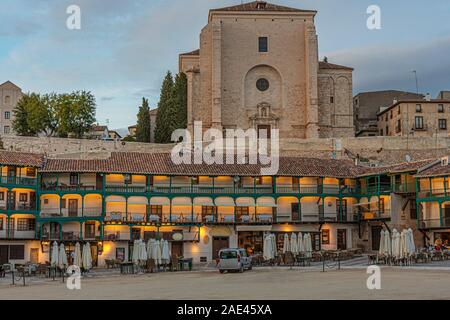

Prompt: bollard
[{"left": 11, "top": 270, "right": 14, "bottom": 285}]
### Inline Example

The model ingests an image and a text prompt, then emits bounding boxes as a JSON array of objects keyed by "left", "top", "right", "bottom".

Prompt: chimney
[
  {"left": 441, "top": 156, "right": 449, "bottom": 166},
  {"left": 393, "top": 98, "right": 398, "bottom": 104},
  {"left": 425, "top": 93, "right": 432, "bottom": 101}
]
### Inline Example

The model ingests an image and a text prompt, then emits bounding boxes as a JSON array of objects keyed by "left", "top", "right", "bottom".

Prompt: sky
[{"left": 1, "top": 0, "right": 449, "bottom": 131}]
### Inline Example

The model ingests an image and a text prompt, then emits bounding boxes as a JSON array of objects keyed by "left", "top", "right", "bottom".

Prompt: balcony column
[
  {"left": 439, "top": 201, "right": 443, "bottom": 227},
  {"left": 147, "top": 175, "right": 152, "bottom": 193},
  {"left": 102, "top": 174, "right": 106, "bottom": 193},
  {"left": 100, "top": 223, "right": 104, "bottom": 240},
  {"left": 169, "top": 198, "right": 172, "bottom": 222},
  {"left": 169, "top": 176, "right": 172, "bottom": 193},
  {"left": 338, "top": 179, "right": 343, "bottom": 222},
  {"left": 125, "top": 197, "right": 129, "bottom": 221},
  {"left": 298, "top": 177, "right": 301, "bottom": 193},
  {"left": 6, "top": 215, "right": 10, "bottom": 239},
  {"left": 212, "top": 176, "right": 215, "bottom": 193},
  {"left": 81, "top": 196, "right": 84, "bottom": 217},
  {"left": 273, "top": 177, "right": 276, "bottom": 194},
  {"left": 59, "top": 222, "right": 63, "bottom": 240},
  {"left": 59, "top": 196, "right": 63, "bottom": 216},
  {"left": 429, "top": 177, "right": 433, "bottom": 196},
  {"left": 79, "top": 222, "right": 83, "bottom": 241},
  {"left": 191, "top": 198, "right": 194, "bottom": 222},
  {"left": 253, "top": 177, "right": 256, "bottom": 194},
  {"left": 378, "top": 196, "right": 381, "bottom": 218},
  {"left": 444, "top": 177, "right": 447, "bottom": 197},
  {"left": 298, "top": 196, "right": 302, "bottom": 222},
  {"left": 101, "top": 195, "right": 105, "bottom": 217}
]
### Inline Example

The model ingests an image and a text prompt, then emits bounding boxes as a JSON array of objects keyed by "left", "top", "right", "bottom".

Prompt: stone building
[
  {"left": 378, "top": 99, "right": 450, "bottom": 137},
  {"left": 179, "top": 1, "right": 354, "bottom": 139},
  {"left": 0, "top": 81, "right": 22, "bottom": 136},
  {"left": 353, "top": 90, "right": 424, "bottom": 137}
]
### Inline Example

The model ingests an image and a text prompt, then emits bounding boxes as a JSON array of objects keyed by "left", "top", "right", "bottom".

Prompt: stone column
[
  {"left": 304, "top": 20, "right": 319, "bottom": 138},
  {"left": 211, "top": 21, "right": 222, "bottom": 130}
]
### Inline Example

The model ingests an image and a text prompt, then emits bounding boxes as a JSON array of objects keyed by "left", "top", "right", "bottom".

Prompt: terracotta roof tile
[
  {"left": 0, "top": 151, "right": 44, "bottom": 167},
  {"left": 319, "top": 61, "right": 353, "bottom": 71},
  {"left": 210, "top": 1, "right": 316, "bottom": 13}
]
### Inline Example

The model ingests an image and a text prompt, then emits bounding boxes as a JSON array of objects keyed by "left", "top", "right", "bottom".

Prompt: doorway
[
  {"left": 30, "top": 248, "right": 39, "bottom": 264},
  {"left": 0, "top": 245, "right": 8, "bottom": 264},
  {"left": 84, "top": 222, "right": 96, "bottom": 239},
  {"left": 68, "top": 199, "right": 78, "bottom": 217},
  {"left": 371, "top": 226, "right": 383, "bottom": 251},
  {"left": 212, "top": 236, "right": 229, "bottom": 260},
  {"left": 171, "top": 242, "right": 184, "bottom": 258},
  {"left": 337, "top": 229, "right": 347, "bottom": 250}
]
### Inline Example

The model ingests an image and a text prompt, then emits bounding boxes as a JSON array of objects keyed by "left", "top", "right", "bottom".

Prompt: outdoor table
[
  {"left": 178, "top": 258, "right": 193, "bottom": 271},
  {"left": 120, "top": 262, "right": 134, "bottom": 274}
]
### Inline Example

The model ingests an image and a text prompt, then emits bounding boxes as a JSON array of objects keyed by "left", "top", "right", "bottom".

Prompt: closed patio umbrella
[
  {"left": 51, "top": 241, "right": 59, "bottom": 267},
  {"left": 73, "top": 242, "right": 82, "bottom": 267},
  {"left": 271, "top": 234, "right": 277, "bottom": 257},
  {"left": 155, "top": 240, "right": 162, "bottom": 265},
  {"left": 290, "top": 233, "right": 298, "bottom": 255},
  {"left": 147, "top": 239, "right": 154, "bottom": 260},
  {"left": 139, "top": 240, "right": 148, "bottom": 261},
  {"left": 384, "top": 230, "right": 391, "bottom": 257},
  {"left": 282, "top": 233, "right": 290, "bottom": 253},
  {"left": 407, "top": 228, "right": 416, "bottom": 256},
  {"left": 297, "top": 233, "right": 305, "bottom": 254},
  {"left": 304, "top": 233, "right": 313, "bottom": 258},
  {"left": 58, "top": 243, "right": 68, "bottom": 269},
  {"left": 263, "top": 234, "right": 272, "bottom": 260},
  {"left": 132, "top": 240, "right": 140, "bottom": 263},
  {"left": 162, "top": 240, "right": 170, "bottom": 264},
  {"left": 82, "top": 243, "right": 93, "bottom": 270},
  {"left": 400, "top": 230, "right": 407, "bottom": 258},
  {"left": 378, "top": 230, "right": 385, "bottom": 255}
]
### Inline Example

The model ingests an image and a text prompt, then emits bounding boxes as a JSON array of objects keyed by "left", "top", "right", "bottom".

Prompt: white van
[{"left": 218, "top": 248, "right": 252, "bottom": 273}]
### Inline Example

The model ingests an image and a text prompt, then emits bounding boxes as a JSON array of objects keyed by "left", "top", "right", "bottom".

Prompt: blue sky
[{"left": 1, "top": 0, "right": 449, "bottom": 131}]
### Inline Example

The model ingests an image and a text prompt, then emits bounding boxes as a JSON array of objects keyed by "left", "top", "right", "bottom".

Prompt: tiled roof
[
  {"left": 42, "top": 152, "right": 359, "bottom": 177},
  {"left": 210, "top": 1, "right": 316, "bottom": 13},
  {"left": 415, "top": 162, "right": 450, "bottom": 178},
  {"left": 356, "top": 158, "right": 439, "bottom": 177},
  {"left": 180, "top": 49, "right": 200, "bottom": 56},
  {"left": 0, "top": 151, "right": 44, "bottom": 167},
  {"left": 319, "top": 61, "right": 353, "bottom": 71}
]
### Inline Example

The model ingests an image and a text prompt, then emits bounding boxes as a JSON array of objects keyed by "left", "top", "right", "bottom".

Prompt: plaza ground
[{"left": 1, "top": 258, "right": 450, "bottom": 299}]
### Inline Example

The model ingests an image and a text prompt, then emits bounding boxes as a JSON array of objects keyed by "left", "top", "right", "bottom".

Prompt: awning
[
  {"left": 127, "top": 196, "right": 148, "bottom": 205},
  {"left": 353, "top": 201, "right": 378, "bottom": 207},
  {"left": 236, "top": 225, "right": 272, "bottom": 232},
  {"left": 215, "top": 197, "right": 235, "bottom": 207},
  {"left": 171, "top": 197, "right": 192, "bottom": 206},
  {"left": 235, "top": 197, "right": 256, "bottom": 207},
  {"left": 105, "top": 195, "right": 125, "bottom": 203},
  {"left": 193, "top": 197, "right": 214, "bottom": 206},
  {"left": 256, "top": 197, "right": 277, "bottom": 207},
  {"left": 149, "top": 197, "right": 170, "bottom": 206}
]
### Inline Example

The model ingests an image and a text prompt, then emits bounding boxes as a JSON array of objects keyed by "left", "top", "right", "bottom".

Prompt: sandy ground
[{"left": 1, "top": 266, "right": 450, "bottom": 300}]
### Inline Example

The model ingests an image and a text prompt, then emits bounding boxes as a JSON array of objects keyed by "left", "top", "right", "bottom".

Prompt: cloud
[{"left": 325, "top": 36, "right": 450, "bottom": 95}]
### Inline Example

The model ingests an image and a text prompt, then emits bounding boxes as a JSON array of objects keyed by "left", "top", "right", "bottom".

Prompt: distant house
[
  {"left": 87, "top": 125, "right": 121, "bottom": 140},
  {"left": 127, "top": 108, "right": 158, "bottom": 142},
  {"left": 108, "top": 130, "right": 122, "bottom": 140}
]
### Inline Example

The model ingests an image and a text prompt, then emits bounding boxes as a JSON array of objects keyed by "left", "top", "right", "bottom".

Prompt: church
[{"left": 179, "top": 1, "right": 354, "bottom": 139}]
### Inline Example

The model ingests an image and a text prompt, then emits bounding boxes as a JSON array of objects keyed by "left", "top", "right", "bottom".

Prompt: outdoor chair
[
  {"left": 105, "top": 259, "right": 115, "bottom": 269},
  {"left": 146, "top": 259, "right": 156, "bottom": 273},
  {"left": 170, "top": 256, "right": 179, "bottom": 271}
]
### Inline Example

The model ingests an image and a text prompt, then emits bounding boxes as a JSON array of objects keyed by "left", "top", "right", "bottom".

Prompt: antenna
[{"left": 412, "top": 70, "right": 419, "bottom": 94}]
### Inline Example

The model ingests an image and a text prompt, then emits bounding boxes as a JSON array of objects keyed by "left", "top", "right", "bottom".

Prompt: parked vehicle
[{"left": 218, "top": 248, "right": 252, "bottom": 273}]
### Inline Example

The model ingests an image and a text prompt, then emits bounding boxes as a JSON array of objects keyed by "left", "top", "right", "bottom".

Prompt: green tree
[
  {"left": 122, "top": 135, "right": 136, "bottom": 142},
  {"left": 172, "top": 72, "right": 188, "bottom": 129},
  {"left": 135, "top": 97, "right": 151, "bottom": 142},
  {"left": 154, "top": 71, "right": 175, "bottom": 143},
  {"left": 56, "top": 91, "right": 96, "bottom": 138},
  {"left": 13, "top": 93, "right": 38, "bottom": 136}
]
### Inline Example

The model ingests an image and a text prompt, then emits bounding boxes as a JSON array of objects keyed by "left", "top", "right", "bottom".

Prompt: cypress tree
[
  {"left": 135, "top": 97, "right": 151, "bottom": 142},
  {"left": 154, "top": 71, "right": 174, "bottom": 143},
  {"left": 173, "top": 72, "right": 188, "bottom": 129}
]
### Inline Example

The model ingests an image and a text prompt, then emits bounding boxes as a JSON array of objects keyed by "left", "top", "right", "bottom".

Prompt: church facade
[{"left": 179, "top": 1, "right": 354, "bottom": 139}]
